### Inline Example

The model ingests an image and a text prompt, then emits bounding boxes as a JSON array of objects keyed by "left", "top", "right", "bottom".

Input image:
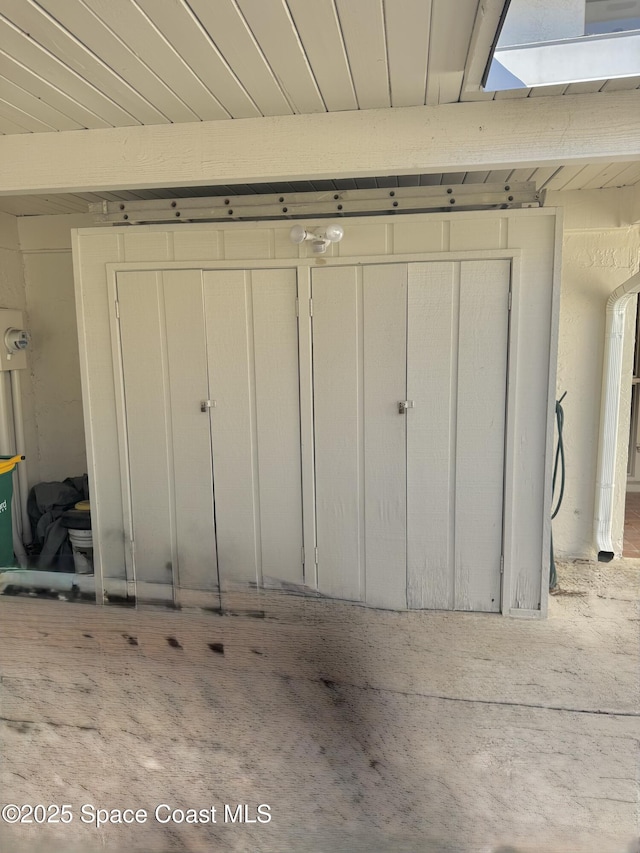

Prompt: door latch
[
  {"left": 398, "top": 400, "right": 415, "bottom": 414},
  {"left": 200, "top": 400, "right": 216, "bottom": 412}
]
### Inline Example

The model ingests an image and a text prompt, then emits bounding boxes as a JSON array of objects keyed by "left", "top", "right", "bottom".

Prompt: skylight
[{"left": 485, "top": 0, "right": 640, "bottom": 90}]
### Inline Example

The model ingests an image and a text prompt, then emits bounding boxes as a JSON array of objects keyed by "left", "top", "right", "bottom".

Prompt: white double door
[
  {"left": 116, "top": 260, "right": 509, "bottom": 612},
  {"left": 312, "top": 261, "right": 510, "bottom": 612},
  {"left": 116, "top": 268, "right": 304, "bottom": 595}
]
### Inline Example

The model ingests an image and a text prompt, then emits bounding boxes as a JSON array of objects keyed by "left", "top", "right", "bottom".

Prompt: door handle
[
  {"left": 398, "top": 400, "right": 414, "bottom": 414},
  {"left": 200, "top": 400, "right": 216, "bottom": 412}
]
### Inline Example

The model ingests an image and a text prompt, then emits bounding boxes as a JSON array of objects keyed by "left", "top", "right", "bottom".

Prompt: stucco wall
[
  {"left": 17, "top": 213, "right": 92, "bottom": 484},
  {"left": 549, "top": 185, "right": 640, "bottom": 559},
  {"left": 0, "top": 211, "right": 39, "bottom": 486}
]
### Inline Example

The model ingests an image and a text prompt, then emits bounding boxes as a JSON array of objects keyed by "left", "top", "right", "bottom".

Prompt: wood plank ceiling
[{"left": 0, "top": 0, "right": 638, "bottom": 216}]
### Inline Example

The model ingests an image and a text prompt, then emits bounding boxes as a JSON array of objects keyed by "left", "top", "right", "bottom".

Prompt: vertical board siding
[
  {"left": 407, "top": 262, "right": 458, "bottom": 609},
  {"left": 362, "top": 264, "right": 408, "bottom": 609},
  {"left": 312, "top": 265, "right": 364, "bottom": 601},
  {"left": 507, "top": 216, "right": 556, "bottom": 611},
  {"left": 162, "top": 271, "right": 218, "bottom": 592},
  {"left": 75, "top": 211, "right": 558, "bottom": 615},
  {"left": 76, "top": 231, "right": 127, "bottom": 581},
  {"left": 250, "top": 269, "right": 304, "bottom": 585},
  {"left": 449, "top": 218, "right": 504, "bottom": 252},
  {"left": 203, "top": 271, "right": 260, "bottom": 588},
  {"left": 117, "top": 272, "right": 174, "bottom": 587},
  {"left": 123, "top": 230, "right": 173, "bottom": 263},
  {"left": 454, "top": 260, "right": 510, "bottom": 612},
  {"left": 173, "top": 228, "right": 223, "bottom": 261}
]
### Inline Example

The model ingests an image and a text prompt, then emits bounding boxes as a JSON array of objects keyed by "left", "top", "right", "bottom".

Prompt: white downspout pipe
[
  {"left": 10, "top": 370, "right": 32, "bottom": 545},
  {"left": 0, "top": 373, "right": 27, "bottom": 565},
  {"left": 594, "top": 269, "right": 640, "bottom": 557}
]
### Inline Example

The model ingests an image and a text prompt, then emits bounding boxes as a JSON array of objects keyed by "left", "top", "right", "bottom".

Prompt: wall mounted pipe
[
  {"left": 10, "top": 370, "right": 31, "bottom": 545},
  {"left": 594, "top": 269, "right": 640, "bottom": 558},
  {"left": 0, "top": 372, "right": 25, "bottom": 560}
]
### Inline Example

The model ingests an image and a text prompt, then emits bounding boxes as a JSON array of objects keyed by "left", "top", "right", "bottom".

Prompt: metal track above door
[{"left": 90, "top": 182, "right": 544, "bottom": 225}]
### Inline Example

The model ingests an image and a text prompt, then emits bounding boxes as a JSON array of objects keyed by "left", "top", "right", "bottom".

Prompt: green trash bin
[{"left": 0, "top": 455, "right": 24, "bottom": 568}]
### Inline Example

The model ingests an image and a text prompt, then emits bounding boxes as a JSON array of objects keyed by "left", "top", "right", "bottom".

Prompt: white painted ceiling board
[
  {"left": 355, "top": 177, "right": 378, "bottom": 189},
  {"left": 335, "top": 0, "right": 390, "bottom": 109},
  {"left": 505, "top": 167, "right": 536, "bottom": 182},
  {"left": 135, "top": 0, "right": 260, "bottom": 119},
  {"left": 527, "top": 85, "right": 569, "bottom": 98},
  {"left": 462, "top": 171, "right": 491, "bottom": 183},
  {"left": 600, "top": 76, "right": 640, "bottom": 92},
  {"left": 288, "top": 180, "right": 317, "bottom": 193},
  {"left": 417, "top": 174, "right": 440, "bottom": 185},
  {"left": 441, "top": 172, "right": 468, "bottom": 185},
  {"left": 82, "top": 0, "right": 230, "bottom": 121},
  {"left": 0, "top": 15, "right": 138, "bottom": 127},
  {"left": 0, "top": 196, "right": 77, "bottom": 215},
  {"left": 235, "top": 0, "right": 325, "bottom": 113},
  {"left": 287, "top": 0, "right": 356, "bottom": 112},
  {"left": 426, "top": 0, "right": 478, "bottom": 105},
  {"left": 557, "top": 164, "right": 610, "bottom": 192},
  {"left": 375, "top": 176, "right": 399, "bottom": 188},
  {"left": 0, "top": 99, "right": 53, "bottom": 133},
  {"left": 37, "top": 0, "right": 198, "bottom": 124},
  {"left": 0, "top": 0, "right": 169, "bottom": 126},
  {"left": 0, "top": 0, "right": 635, "bottom": 139},
  {"left": 529, "top": 167, "right": 562, "bottom": 188},
  {"left": 563, "top": 80, "right": 607, "bottom": 95},
  {"left": 483, "top": 169, "right": 512, "bottom": 184},
  {"left": 186, "top": 0, "right": 292, "bottom": 117},
  {"left": 36, "top": 195, "right": 86, "bottom": 213},
  {"left": 601, "top": 162, "right": 640, "bottom": 188},
  {"left": 581, "top": 162, "right": 637, "bottom": 189},
  {"left": 384, "top": 0, "right": 431, "bottom": 107},
  {"left": 334, "top": 177, "right": 359, "bottom": 189},
  {"left": 542, "top": 165, "right": 587, "bottom": 191},
  {"left": 461, "top": 89, "right": 496, "bottom": 101},
  {"left": 494, "top": 87, "right": 531, "bottom": 99},
  {"left": 0, "top": 45, "right": 113, "bottom": 129},
  {"left": 0, "top": 73, "right": 84, "bottom": 131},
  {"left": 73, "top": 192, "right": 114, "bottom": 205}
]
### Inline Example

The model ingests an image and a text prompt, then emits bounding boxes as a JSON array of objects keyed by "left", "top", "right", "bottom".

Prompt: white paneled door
[
  {"left": 116, "top": 259, "right": 509, "bottom": 612},
  {"left": 312, "top": 261, "right": 510, "bottom": 612},
  {"left": 116, "top": 268, "right": 303, "bottom": 596}
]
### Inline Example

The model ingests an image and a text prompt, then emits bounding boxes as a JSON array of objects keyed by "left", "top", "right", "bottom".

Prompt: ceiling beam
[{"left": 0, "top": 91, "right": 638, "bottom": 196}]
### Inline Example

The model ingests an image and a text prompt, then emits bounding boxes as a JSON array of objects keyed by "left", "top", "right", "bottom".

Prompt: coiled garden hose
[{"left": 549, "top": 392, "right": 566, "bottom": 590}]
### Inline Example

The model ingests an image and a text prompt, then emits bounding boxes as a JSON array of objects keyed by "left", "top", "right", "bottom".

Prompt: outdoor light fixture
[{"left": 289, "top": 223, "right": 344, "bottom": 254}]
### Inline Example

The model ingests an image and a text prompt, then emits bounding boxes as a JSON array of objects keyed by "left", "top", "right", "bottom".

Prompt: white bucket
[{"left": 68, "top": 528, "right": 93, "bottom": 575}]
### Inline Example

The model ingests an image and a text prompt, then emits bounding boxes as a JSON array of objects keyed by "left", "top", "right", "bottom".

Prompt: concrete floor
[{"left": 0, "top": 561, "right": 638, "bottom": 853}]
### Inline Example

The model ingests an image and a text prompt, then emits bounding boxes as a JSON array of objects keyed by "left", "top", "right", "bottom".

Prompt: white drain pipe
[
  {"left": 10, "top": 370, "right": 31, "bottom": 545},
  {"left": 594, "top": 269, "right": 640, "bottom": 557},
  {"left": 0, "top": 373, "right": 27, "bottom": 564}
]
